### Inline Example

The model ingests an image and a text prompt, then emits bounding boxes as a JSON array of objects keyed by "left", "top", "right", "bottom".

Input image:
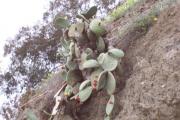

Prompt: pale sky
[
  {"left": 0, "top": 0, "right": 52, "bottom": 71},
  {"left": 0, "top": 0, "right": 52, "bottom": 119}
]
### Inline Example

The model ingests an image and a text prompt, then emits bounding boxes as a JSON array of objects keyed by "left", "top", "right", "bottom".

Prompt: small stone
[
  {"left": 161, "top": 84, "right": 166, "bottom": 88},
  {"left": 140, "top": 82, "right": 145, "bottom": 85}
]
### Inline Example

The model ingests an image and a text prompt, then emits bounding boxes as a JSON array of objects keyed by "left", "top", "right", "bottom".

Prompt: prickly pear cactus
[
  {"left": 89, "top": 19, "right": 106, "bottom": 36},
  {"left": 52, "top": 6, "right": 124, "bottom": 120}
]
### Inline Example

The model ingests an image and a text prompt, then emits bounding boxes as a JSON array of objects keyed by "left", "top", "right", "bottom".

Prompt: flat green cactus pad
[
  {"left": 78, "top": 86, "right": 92, "bottom": 102},
  {"left": 97, "top": 53, "right": 105, "bottom": 64},
  {"left": 96, "top": 37, "right": 106, "bottom": 52},
  {"left": 104, "top": 116, "right": 110, "bottom": 120},
  {"left": 108, "top": 48, "right": 124, "bottom": 59},
  {"left": 96, "top": 71, "right": 107, "bottom": 90},
  {"left": 100, "top": 53, "right": 118, "bottom": 71},
  {"left": 66, "top": 60, "right": 78, "bottom": 70},
  {"left": 71, "top": 86, "right": 92, "bottom": 102},
  {"left": 79, "top": 48, "right": 94, "bottom": 70},
  {"left": 105, "top": 72, "right": 116, "bottom": 95},
  {"left": 64, "top": 85, "right": 73, "bottom": 96},
  {"left": 106, "top": 95, "right": 115, "bottom": 115},
  {"left": 82, "top": 6, "right": 97, "bottom": 19},
  {"left": 89, "top": 19, "right": 106, "bottom": 36},
  {"left": 90, "top": 68, "right": 103, "bottom": 90},
  {"left": 59, "top": 69, "right": 67, "bottom": 81},
  {"left": 79, "top": 80, "right": 91, "bottom": 91},
  {"left": 82, "top": 59, "right": 99, "bottom": 69}
]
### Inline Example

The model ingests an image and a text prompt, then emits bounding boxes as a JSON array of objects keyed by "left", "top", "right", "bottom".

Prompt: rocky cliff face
[
  {"left": 17, "top": 0, "right": 180, "bottom": 120},
  {"left": 113, "top": 4, "right": 180, "bottom": 120}
]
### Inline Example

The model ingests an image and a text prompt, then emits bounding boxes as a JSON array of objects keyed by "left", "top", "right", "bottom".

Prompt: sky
[
  {"left": 0, "top": 0, "right": 52, "bottom": 119},
  {"left": 0, "top": 0, "right": 51, "bottom": 71}
]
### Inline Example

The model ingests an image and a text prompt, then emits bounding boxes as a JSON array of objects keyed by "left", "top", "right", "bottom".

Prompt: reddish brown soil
[{"left": 113, "top": 4, "right": 180, "bottom": 120}]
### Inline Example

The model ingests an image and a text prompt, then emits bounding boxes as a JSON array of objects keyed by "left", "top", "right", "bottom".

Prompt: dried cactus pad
[
  {"left": 59, "top": 70, "right": 67, "bottom": 81},
  {"left": 53, "top": 16, "right": 70, "bottom": 29},
  {"left": 82, "top": 6, "right": 97, "bottom": 19},
  {"left": 87, "top": 29, "right": 97, "bottom": 42},
  {"left": 108, "top": 48, "right": 124, "bottom": 59},
  {"left": 66, "top": 70, "right": 83, "bottom": 86},
  {"left": 100, "top": 53, "right": 118, "bottom": 71},
  {"left": 106, "top": 95, "right": 115, "bottom": 115},
  {"left": 105, "top": 72, "right": 116, "bottom": 95},
  {"left": 89, "top": 19, "right": 106, "bottom": 36}
]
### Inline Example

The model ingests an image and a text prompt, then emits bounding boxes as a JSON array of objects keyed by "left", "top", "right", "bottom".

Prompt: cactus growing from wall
[{"left": 52, "top": 6, "right": 124, "bottom": 120}]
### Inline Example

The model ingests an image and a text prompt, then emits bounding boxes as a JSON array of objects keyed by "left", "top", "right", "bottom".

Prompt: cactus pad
[
  {"left": 66, "top": 59, "right": 78, "bottom": 70},
  {"left": 96, "top": 37, "right": 106, "bottom": 52},
  {"left": 97, "top": 53, "right": 105, "bottom": 64},
  {"left": 66, "top": 70, "right": 83, "bottom": 86},
  {"left": 106, "top": 95, "right": 115, "bottom": 115},
  {"left": 105, "top": 72, "right": 116, "bottom": 95},
  {"left": 59, "top": 70, "right": 67, "bottom": 81},
  {"left": 71, "top": 86, "right": 93, "bottom": 102},
  {"left": 108, "top": 48, "right": 124, "bottom": 59},
  {"left": 90, "top": 68, "right": 103, "bottom": 90},
  {"left": 81, "top": 6, "right": 97, "bottom": 19},
  {"left": 64, "top": 85, "right": 73, "bottom": 96},
  {"left": 96, "top": 71, "right": 107, "bottom": 90},
  {"left": 79, "top": 80, "right": 91, "bottom": 91},
  {"left": 89, "top": 19, "right": 106, "bottom": 36},
  {"left": 100, "top": 53, "right": 118, "bottom": 71},
  {"left": 53, "top": 16, "right": 70, "bottom": 29},
  {"left": 82, "top": 59, "right": 99, "bottom": 69}
]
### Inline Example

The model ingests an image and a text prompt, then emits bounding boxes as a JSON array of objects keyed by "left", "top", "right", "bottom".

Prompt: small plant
[{"left": 52, "top": 6, "right": 124, "bottom": 120}]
